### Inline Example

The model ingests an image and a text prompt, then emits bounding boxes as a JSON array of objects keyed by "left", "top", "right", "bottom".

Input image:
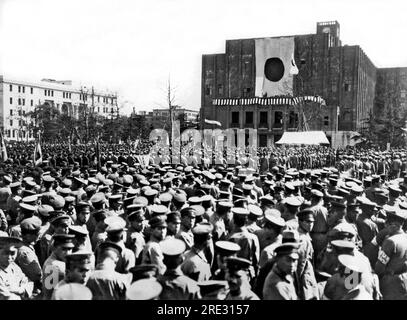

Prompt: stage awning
[{"left": 275, "top": 131, "right": 330, "bottom": 145}]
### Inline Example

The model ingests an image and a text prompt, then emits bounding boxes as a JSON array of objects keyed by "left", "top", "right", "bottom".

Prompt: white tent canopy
[{"left": 275, "top": 131, "right": 330, "bottom": 145}]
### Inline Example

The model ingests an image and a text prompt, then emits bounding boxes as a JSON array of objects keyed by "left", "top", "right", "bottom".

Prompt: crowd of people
[{"left": 1, "top": 140, "right": 407, "bottom": 300}]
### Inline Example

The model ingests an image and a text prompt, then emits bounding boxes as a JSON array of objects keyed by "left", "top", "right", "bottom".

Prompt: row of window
[
  {"left": 45, "top": 89, "right": 54, "bottom": 97},
  {"left": 4, "top": 129, "right": 32, "bottom": 139},
  {"left": 9, "top": 119, "right": 30, "bottom": 127},
  {"left": 231, "top": 111, "right": 330, "bottom": 127},
  {"left": 9, "top": 85, "right": 115, "bottom": 103},
  {"left": 9, "top": 85, "right": 34, "bottom": 94},
  {"left": 9, "top": 98, "right": 34, "bottom": 106},
  {"left": 10, "top": 109, "right": 26, "bottom": 116}
]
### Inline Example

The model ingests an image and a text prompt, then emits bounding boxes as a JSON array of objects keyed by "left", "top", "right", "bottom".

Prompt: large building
[
  {"left": 0, "top": 76, "right": 119, "bottom": 141},
  {"left": 201, "top": 21, "right": 404, "bottom": 147},
  {"left": 133, "top": 107, "right": 199, "bottom": 131}
]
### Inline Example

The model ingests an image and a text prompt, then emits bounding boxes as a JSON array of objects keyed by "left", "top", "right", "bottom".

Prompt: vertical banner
[{"left": 255, "top": 37, "right": 298, "bottom": 97}]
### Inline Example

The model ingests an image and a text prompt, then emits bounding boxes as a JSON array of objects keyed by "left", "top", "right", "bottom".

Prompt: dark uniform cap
[
  {"left": 85, "top": 185, "right": 97, "bottom": 193},
  {"left": 52, "top": 234, "right": 75, "bottom": 248},
  {"left": 284, "top": 197, "right": 302, "bottom": 207},
  {"left": 215, "top": 241, "right": 241, "bottom": 256},
  {"left": 69, "top": 225, "right": 89, "bottom": 237},
  {"left": 65, "top": 251, "right": 94, "bottom": 264},
  {"left": 331, "top": 240, "right": 355, "bottom": 251},
  {"left": 188, "top": 196, "right": 202, "bottom": 205},
  {"left": 231, "top": 207, "right": 249, "bottom": 216},
  {"left": 37, "top": 204, "right": 54, "bottom": 217},
  {"left": 274, "top": 242, "right": 300, "bottom": 259},
  {"left": 160, "top": 238, "right": 186, "bottom": 256},
  {"left": 311, "top": 189, "right": 324, "bottom": 198},
  {"left": 20, "top": 216, "right": 42, "bottom": 232},
  {"left": 159, "top": 193, "right": 173, "bottom": 203},
  {"left": 49, "top": 195, "right": 66, "bottom": 210},
  {"left": 0, "top": 236, "right": 23, "bottom": 248},
  {"left": 217, "top": 201, "right": 233, "bottom": 209},
  {"left": 389, "top": 185, "right": 402, "bottom": 194},
  {"left": 88, "top": 177, "right": 100, "bottom": 185},
  {"left": 98, "top": 241, "right": 122, "bottom": 255},
  {"left": 248, "top": 204, "right": 263, "bottom": 217},
  {"left": 180, "top": 207, "right": 197, "bottom": 218},
  {"left": 10, "top": 182, "right": 21, "bottom": 189},
  {"left": 338, "top": 254, "right": 368, "bottom": 273},
  {"left": 264, "top": 209, "right": 285, "bottom": 227},
  {"left": 104, "top": 216, "right": 126, "bottom": 233},
  {"left": 282, "top": 230, "right": 300, "bottom": 243},
  {"left": 64, "top": 196, "right": 76, "bottom": 204},
  {"left": 74, "top": 177, "right": 87, "bottom": 186},
  {"left": 43, "top": 176, "right": 55, "bottom": 183},
  {"left": 144, "top": 188, "right": 158, "bottom": 197},
  {"left": 22, "top": 195, "right": 38, "bottom": 204},
  {"left": 197, "top": 280, "right": 228, "bottom": 296},
  {"left": 52, "top": 283, "right": 92, "bottom": 300},
  {"left": 150, "top": 204, "right": 169, "bottom": 215},
  {"left": 226, "top": 257, "right": 251, "bottom": 271},
  {"left": 19, "top": 203, "right": 37, "bottom": 213},
  {"left": 330, "top": 195, "right": 347, "bottom": 208},
  {"left": 189, "top": 205, "right": 205, "bottom": 217},
  {"left": 149, "top": 215, "right": 167, "bottom": 228},
  {"left": 192, "top": 223, "right": 213, "bottom": 235},
  {"left": 297, "top": 209, "right": 315, "bottom": 222},
  {"left": 173, "top": 192, "right": 187, "bottom": 203},
  {"left": 90, "top": 193, "right": 106, "bottom": 204},
  {"left": 126, "top": 279, "right": 162, "bottom": 300},
  {"left": 351, "top": 185, "right": 364, "bottom": 193}
]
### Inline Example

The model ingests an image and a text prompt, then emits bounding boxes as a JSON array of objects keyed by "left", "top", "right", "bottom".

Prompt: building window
[
  {"left": 9, "top": 84, "right": 12, "bottom": 92},
  {"left": 22, "top": 87, "right": 25, "bottom": 93},
  {"left": 246, "top": 111, "right": 253, "bottom": 124},
  {"left": 10, "top": 110, "right": 13, "bottom": 116},
  {"left": 18, "top": 98, "right": 21, "bottom": 105},
  {"left": 31, "top": 100, "right": 33, "bottom": 106},
  {"left": 18, "top": 86, "right": 21, "bottom": 93},
  {"left": 30, "top": 87, "right": 33, "bottom": 94},
  {"left": 45, "top": 89, "right": 47, "bottom": 96},
  {"left": 19, "top": 120, "right": 22, "bottom": 126},
  {"left": 289, "top": 111, "right": 298, "bottom": 128},
  {"left": 18, "top": 110, "right": 21, "bottom": 116},
  {"left": 51, "top": 90, "right": 54, "bottom": 97},
  {"left": 344, "top": 83, "right": 350, "bottom": 92},
  {"left": 324, "top": 116, "right": 329, "bottom": 126},
  {"left": 10, "top": 120, "right": 13, "bottom": 126},
  {"left": 23, "top": 110, "right": 25, "bottom": 115},
  {"left": 259, "top": 111, "right": 268, "bottom": 125},
  {"left": 6, "top": 130, "right": 10, "bottom": 138},
  {"left": 205, "top": 85, "right": 212, "bottom": 96},
  {"left": 274, "top": 111, "right": 283, "bottom": 127},
  {"left": 22, "top": 99, "right": 25, "bottom": 106},
  {"left": 98, "top": 107, "right": 100, "bottom": 113},
  {"left": 217, "top": 84, "right": 223, "bottom": 95},
  {"left": 9, "top": 97, "right": 12, "bottom": 105},
  {"left": 232, "top": 112, "right": 239, "bottom": 124},
  {"left": 63, "top": 92, "right": 65, "bottom": 98},
  {"left": 12, "top": 130, "right": 15, "bottom": 138}
]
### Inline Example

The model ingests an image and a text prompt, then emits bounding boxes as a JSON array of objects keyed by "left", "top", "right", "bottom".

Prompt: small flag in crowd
[
  {"left": 204, "top": 119, "right": 222, "bottom": 126},
  {"left": 0, "top": 131, "right": 8, "bottom": 162},
  {"left": 33, "top": 132, "right": 43, "bottom": 166}
]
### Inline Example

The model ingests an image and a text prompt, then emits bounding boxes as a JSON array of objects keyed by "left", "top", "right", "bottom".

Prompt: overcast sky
[{"left": 1, "top": 0, "right": 407, "bottom": 115}]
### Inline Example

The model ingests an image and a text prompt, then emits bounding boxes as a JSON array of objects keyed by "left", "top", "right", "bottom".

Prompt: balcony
[
  {"left": 230, "top": 122, "right": 240, "bottom": 128},
  {"left": 244, "top": 123, "right": 254, "bottom": 128},
  {"left": 258, "top": 122, "right": 269, "bottom": 129}
]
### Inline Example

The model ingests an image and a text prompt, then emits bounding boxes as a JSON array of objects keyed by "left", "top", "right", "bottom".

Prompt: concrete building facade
[
  {"left": 0, "top": 76, "right": 118, "bottom": 141},
  {"left": 201, "top": 21, "right": 391, "bottom": 147}
]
